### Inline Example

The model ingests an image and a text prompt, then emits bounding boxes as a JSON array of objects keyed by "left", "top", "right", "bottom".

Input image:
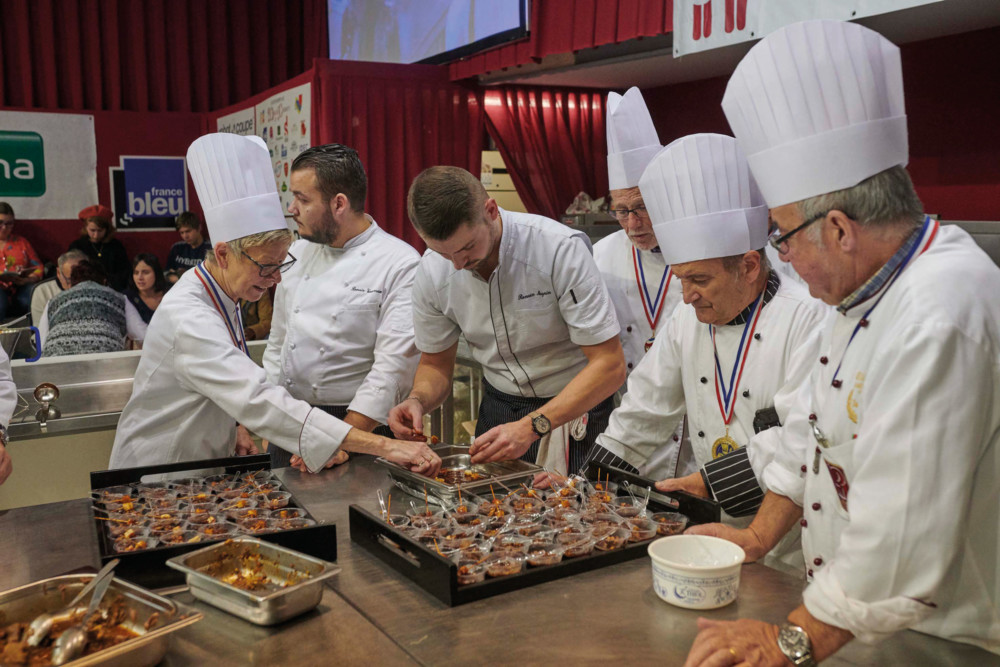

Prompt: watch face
[
  {"left": 778, "top": 625, "right": 811, "bottom": 659},
  {"left": 532, "top": 415, "right": 551, "bottom": 435}
]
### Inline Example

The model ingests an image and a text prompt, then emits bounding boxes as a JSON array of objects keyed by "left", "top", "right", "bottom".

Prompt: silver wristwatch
[
  {"left": 0, "top": 424, "right": 8, "bottom": 446},
  {"left": 777, "top": 623, "right": 815, "bottom": 666}
]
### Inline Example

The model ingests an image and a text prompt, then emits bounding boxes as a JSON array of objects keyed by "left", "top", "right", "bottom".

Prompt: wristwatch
[
  {"left": 777, "top": 623, "right": 815, "bottom": 666},
  {"left": 527, "top": 411, "right": 551, "bottom": 438},
  {"left": 0, "top": 424, "right": 8, "bottom": 446}
]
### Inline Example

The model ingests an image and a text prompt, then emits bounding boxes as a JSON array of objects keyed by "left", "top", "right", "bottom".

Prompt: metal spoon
[
  {"left": 26, "top": 559, "right": 119, "bottom": 647},
  {"left": 50, "top": 566, "right": 118, "bottom": 665}
]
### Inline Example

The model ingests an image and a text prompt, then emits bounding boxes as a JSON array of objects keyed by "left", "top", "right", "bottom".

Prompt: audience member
[
  {"left": 69, "top": 205, "right": 130, "bottom": 291},
  {"left": 165, "top": 211, "right": 211, "bottom": 283},
  {"left": 39, "top": 259, "right": 147, "bottom": 357},
  {"left": 242, "top": 287, "right": 272, "bottom": 340},
  {"left": 30, "top": 249, "right": 86, "bottom": 326},
  {"left": 0, "top": 202, "right": 44, "bottom": 321},
  {"left": 125, "top": 253, "right": 167, "bottom": 324}
]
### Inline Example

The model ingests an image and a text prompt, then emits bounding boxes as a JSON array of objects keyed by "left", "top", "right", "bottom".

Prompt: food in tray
[
  {"left": 434, "top": 467, "right": 485, "bottom": 485},
  {"left": 626, "top": 518, "right": 658, "bottom": 542},
  {"left": 456, "top": 560, "right": 487, "bottom": 585},
  {"left": 485, "top": 554, "right": 524, "bottom": 578},
  {"left": 198, "top": 522, "right": 240, "bottom": 537},
  {"left": 272, "top": 508, "right": 305, "bottom": 520},
  {"left": 651, "top": 512, "right": 689, "bottom": 536},
  {"left": 114, "top": 537, "right": 158, "bottom": 553},
  {"left": 594, "top": 528, "right": 628, "bottom": 552},
  {"left": 526, "top": 541, "right": 564, "bottom": 566},
  {"left": 237, "top": 518, "right": 274, "bottom": 534},
  {"left": 159, "top": 530, "right": 204, "bottom": 545},
  {"left": 196, "top": 543, "right": 311, "bottom": 592},
  {"left": 259, "top": 491, "right": 292, "bottom": 510},
  {"left": 0, "top": 593, "right": 139, "bottom": 665},
  {"left": 149, "top": 519, "right": 186, "bottom": 536}
]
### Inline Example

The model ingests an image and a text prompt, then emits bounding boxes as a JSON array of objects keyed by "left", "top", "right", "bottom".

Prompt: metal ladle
[
  {"left": 33, "top": 382, "right": 61, "bottom": 430},
  {"left": 50, "top": 564, "right": 118, "bottom": 665},
  {"left": 26, "top": 558, "right": 117, "bottom": 647}
]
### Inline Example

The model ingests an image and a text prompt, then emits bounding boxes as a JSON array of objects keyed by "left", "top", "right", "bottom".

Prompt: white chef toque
[
  {"left": 640, "top": 133, "right": 768, "bottom": 266},
  {"left": 186, "top": 133, "right": 287, "bottom": 244},
  {"left": 607, "top": 87, "right": 662, "bottom": 190},
  {"left": 722, "top": 19, "right": 907, "bottom": 208}
]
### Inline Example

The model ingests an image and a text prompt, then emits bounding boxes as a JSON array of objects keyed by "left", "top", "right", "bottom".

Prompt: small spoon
[
  {"left": 376, "top": 489, "right": 387, "bottom": 519},
  {"left": 26, "top": 559, "right": 118, "bottom": 647},
  {"left": 51, "top": 566, "right": 118, "bottom": 665}
]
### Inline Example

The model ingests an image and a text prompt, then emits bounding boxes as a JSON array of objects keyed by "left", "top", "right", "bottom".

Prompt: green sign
[{"left": 0, "top": 131, "right": 45, "bottom": 197}]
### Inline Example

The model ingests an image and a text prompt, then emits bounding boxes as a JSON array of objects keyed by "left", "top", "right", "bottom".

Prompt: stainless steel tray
[
  {"left": 375, "top": 444, "right": 543, "bottom": 505},
  {"left": 165, "top": 537, "right": 340, "bottom": 626},
  {"left": 0, "top": 574, "right": 202, "bottom": 666}
]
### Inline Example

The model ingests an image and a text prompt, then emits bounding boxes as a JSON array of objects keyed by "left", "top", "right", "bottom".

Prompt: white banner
[
  {"left": 0, "top": 111, "right": 98, "bottom": 219},
  {"left": 216, "top": 106, "right": 257, "bottom": 137},
  {"left": 255, "top": 82, "right": 312, "bottom": 216},
  {"left": 673, "top": 0, "right": 943, "bottom": 57}
]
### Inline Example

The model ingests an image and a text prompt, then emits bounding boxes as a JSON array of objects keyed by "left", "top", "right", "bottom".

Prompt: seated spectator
[
  {"left": 69, "top": 205, "right": 130, "bottom": 291},
  {"left": 39, "top": 259, "right": 147, "bottom": 357},
  {"left": 30, "top": 249, "right": 87, "bottom": 326},
  {"left": 0, "top": 202, "right": 44, "bottom": 321},
  {"left": 241, "top": 287, "right": 273, "bottom": 341},
  {"left": 125, "top": 253, "right": 167, "bottom": 324},
  {"left": 165, "top": 211, "right": 211, "bottom": 283}
]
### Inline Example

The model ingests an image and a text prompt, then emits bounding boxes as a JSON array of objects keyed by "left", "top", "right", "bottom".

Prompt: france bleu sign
[{"left": 111, "top": 156, "right": 188, "bottom": 230}]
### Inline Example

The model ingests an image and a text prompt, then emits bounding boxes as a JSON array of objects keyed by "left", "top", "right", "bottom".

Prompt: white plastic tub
[{"left": 647, "top": 535, "right": 746, "bottom": 610}]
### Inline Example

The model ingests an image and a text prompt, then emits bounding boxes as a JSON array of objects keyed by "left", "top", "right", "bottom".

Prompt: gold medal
[{"left": 712, "top": 429, "right": 739, "bottom": 459}]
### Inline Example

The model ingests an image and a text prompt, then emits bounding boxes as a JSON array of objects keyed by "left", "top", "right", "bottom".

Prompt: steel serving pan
[{"left": 165, "top": 537, "right": 340, "bottom": 626}]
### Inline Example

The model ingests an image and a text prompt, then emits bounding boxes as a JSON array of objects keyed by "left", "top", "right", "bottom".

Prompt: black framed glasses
[
  {"left": 242, "top": 250, "right": 296, "bottom": 277},
  {"left": 611, "top": 205, "right": 648, "bottom": 221},
  {"left": 768, "top": 210, "right": 829, "bottom": 254}
]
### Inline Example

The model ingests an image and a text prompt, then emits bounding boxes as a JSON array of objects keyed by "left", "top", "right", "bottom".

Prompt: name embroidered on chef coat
[
  {"left": 517, "top": 290, "right": 553, "bottom": 301},
  {"left": 350, "top": 286, "right": 383, "bottom": 294},
  {"left": 847, "top": 371, "right": 865, "bottom": 424}
]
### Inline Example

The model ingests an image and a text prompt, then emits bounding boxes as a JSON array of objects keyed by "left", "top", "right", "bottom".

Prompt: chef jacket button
[
  {"left": 819, "top": 356, "right": 828, "bottom": 365},
  {"left": 800, "top": 465, "right": 807, "bottom": 473},
  {"left": 697, "top": 431, "right": 705, "bottom": 438},
  {"left": 673, "top": 435, "right": 679, "bottom": 442},
  {"left": 700, "top": 377, "right": 708, "bottom": 384},
  {"left": 753, "top": 333, "right": 761, "bottom": 340},
  {"left": 290, "top": 343, "right": 296, "bottom": 350},
  {"left": 626, "top": 326, "right": 632, "bottom": 333},
  {"left": 319, "top": 347, "right": 325, "bottom": 354},
  {"left": 811, "top": 502, "right": 821, "bottom": 511},
  {"left": 294, "top": 307, "right": 300, "bottom": 314},
  {"left": 813, "top": 557, "right": 824, "bottom": 566},
  {"left": 807, "top": 569, "right": 814, "bottom": 577},
  {"left": 800, "top": 519, "right": 807, "bottom": 528},
  {"left": 859, "top": 318, "right": 869, "bottom": 327},
  {"left": 627, "top": 363, "right": 633, "bottom": 370},
  {"left": 303, "top": 276, "right": 309, "bottom": 281},
  {"left": 344, "top": 282, "right": 349, "bottom": 287},
  {"left": 808, "top": 413, "right": 817, "bottom": 421},
  {"left": 831, "top": 379, "right": 843, "bottom": 388},
  {"left": 742, "top": 390, "right": 750, "bottom": 398}
]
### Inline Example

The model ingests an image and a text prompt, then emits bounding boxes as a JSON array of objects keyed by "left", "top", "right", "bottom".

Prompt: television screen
[{"left": 328, "top": 0, "right": 528, "bottom": 65}]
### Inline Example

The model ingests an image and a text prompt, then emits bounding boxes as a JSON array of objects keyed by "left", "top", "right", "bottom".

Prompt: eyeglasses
[
  {"left": 242, "top": 250, "right": 297, "bottom": 277},
  {"left": 0, "top": 222, "right": 14, "bottom": 228},
  {"left": 611, "top": 205, "right": 648, "bottom": 221},
  {"left": 768, "top": 211, "right": 829, "bottom": 254}
]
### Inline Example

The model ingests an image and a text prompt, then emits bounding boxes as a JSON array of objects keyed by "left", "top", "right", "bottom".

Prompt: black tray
[
  {"left": 581, "top": 462, "right": 722, "bottom": 525},
  {"left": 349, "top": 464, "right": 720, "bottom": 606},
  {"left": 90, "top": 455, "right": 337, "bottom": 589}
]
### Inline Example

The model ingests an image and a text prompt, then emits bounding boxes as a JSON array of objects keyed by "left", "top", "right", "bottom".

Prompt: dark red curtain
[
  {"left": 450, "top": 0, "right": 673, "bottom": 80},
  {"left": 312, "top": 60, "right": 485, "bottom": 250},
  {"left": 0, "top": 0, "right": 328, "bottom": 112},
  {"left": 484, "top": 86, "right": 607, "bottom": 221}
]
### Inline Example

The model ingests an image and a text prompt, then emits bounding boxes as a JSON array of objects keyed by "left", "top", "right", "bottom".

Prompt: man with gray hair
[
  {"left": 29, "top": 249, "right": 87, "bottom": 325},
  {"left": 683, "top": 20, "right": 1000, "bottom": 666}
]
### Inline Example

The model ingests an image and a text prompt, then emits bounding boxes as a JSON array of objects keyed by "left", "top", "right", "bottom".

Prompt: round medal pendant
[
  {"left": 712, "top": 434, "right": 739, "bottom": 459},
  {"left": 644, "top": 337, "right": 655, "bottom": 353}
]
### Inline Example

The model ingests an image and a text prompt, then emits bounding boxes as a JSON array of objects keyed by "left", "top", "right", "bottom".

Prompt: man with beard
[{"left": 263, "top": 144, "right": 421, "bottom": 469}]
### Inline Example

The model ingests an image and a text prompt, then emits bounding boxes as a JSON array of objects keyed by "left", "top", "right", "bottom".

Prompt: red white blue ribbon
[
  {"left": 631, "top": 246, "right": 672, "bottom": 331},
  {"left": 194, "top": 262, "right": 249, "bottom": 357},
  {"left": 710, "top": 289, "right": 765, "bottom": 426}
]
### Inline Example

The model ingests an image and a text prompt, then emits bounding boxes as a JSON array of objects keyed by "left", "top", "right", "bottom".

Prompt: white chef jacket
[
  {"left": 763, "top": 222, "right": 1000, "bottom": 652},
  {"left": 593, "top": 230, "right": 683, "bottom": 374},
  {"left": 412, "top": 208, "right": 620, "bottom": 398},
  {"left": 0, "top": 348, "right": 15, "bottom": 427},
  {"left": 110, "top": 266, "right": 351, "bottom": 473},
  {"left": 263, "top": 219, "right": 420, "bottom": 422},
  {"left": 597, "top": 275, "right": 827, "bottom": 508}
]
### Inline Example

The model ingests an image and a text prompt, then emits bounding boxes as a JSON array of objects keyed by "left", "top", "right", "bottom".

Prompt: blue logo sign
[{"left": 122, "top": 157, "right": 187, "bottom": 219}]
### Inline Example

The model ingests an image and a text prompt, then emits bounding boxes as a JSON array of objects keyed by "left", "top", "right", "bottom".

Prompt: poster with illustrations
[{"left": 254, "top": 83, "right": 312, "bottom": 215}]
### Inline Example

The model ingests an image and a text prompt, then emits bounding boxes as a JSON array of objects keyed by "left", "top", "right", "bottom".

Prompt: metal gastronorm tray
[
  {"left": 166, "top": 537, "right": 341, "bottom": 626},
  {"left": 375, "top": 444, "right": 543, "bottom": 505},
  {"left": 0, "top": 573, "right": 202, "bottom": 666}
]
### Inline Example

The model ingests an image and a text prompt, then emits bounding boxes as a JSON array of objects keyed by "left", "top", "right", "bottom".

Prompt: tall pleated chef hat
[
  {"left": 722, "top": 19, "right": 907, "bottom": 207},
  {"left": 186, "top": 133, "right": 286, "bottom": 244},
  {"left": 607, "top": 87, "right": 662, "bottom": 190},
  {"left": 640, "top": 133, "right": 768, "bottom": 265}
]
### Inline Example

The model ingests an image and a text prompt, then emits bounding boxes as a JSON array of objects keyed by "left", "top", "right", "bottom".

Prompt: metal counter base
[{"left": 2, "top": 458, "right": 997, "bottom": 666}]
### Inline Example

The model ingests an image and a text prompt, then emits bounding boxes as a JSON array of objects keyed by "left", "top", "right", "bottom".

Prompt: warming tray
[
  {"left": 0, "top": 573, "right": 202, "bottom": 666},
  {"left": 166, "top": 537, "right": 341, "bottom": 626},
  {"left": 376, "top": 444, "right": 543, "bottom": 505}
]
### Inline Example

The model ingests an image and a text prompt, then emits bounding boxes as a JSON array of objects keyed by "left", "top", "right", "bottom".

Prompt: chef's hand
[
  {"left": 656, "top": 471, "right": 709, "bottom": 498},
  {"left": 383, "top": 438, "right": 441, "bottom": 477},
  {"left": 0, "top": 443, "right": 11, "bottom": 485},
  {"left": 684, "top": 618, "right": 785, "bottom": 667},
  {"left": 235, "top": 425, "right": 259, "bottom": 456},
  {"left": 470, "top": 416, "right": 537, "bottom": 464},
  {"left": 388, "top": 397, "right": 427, "bottom": 441},
  {"left": 684, "top": 522, "right": 769, "bottom": 563},
  {"left": 289, "top": 449, "right": 349, "bottom": 472},
  {"left": 532, "top": 471, "right": 567, "bottom": 490}
]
